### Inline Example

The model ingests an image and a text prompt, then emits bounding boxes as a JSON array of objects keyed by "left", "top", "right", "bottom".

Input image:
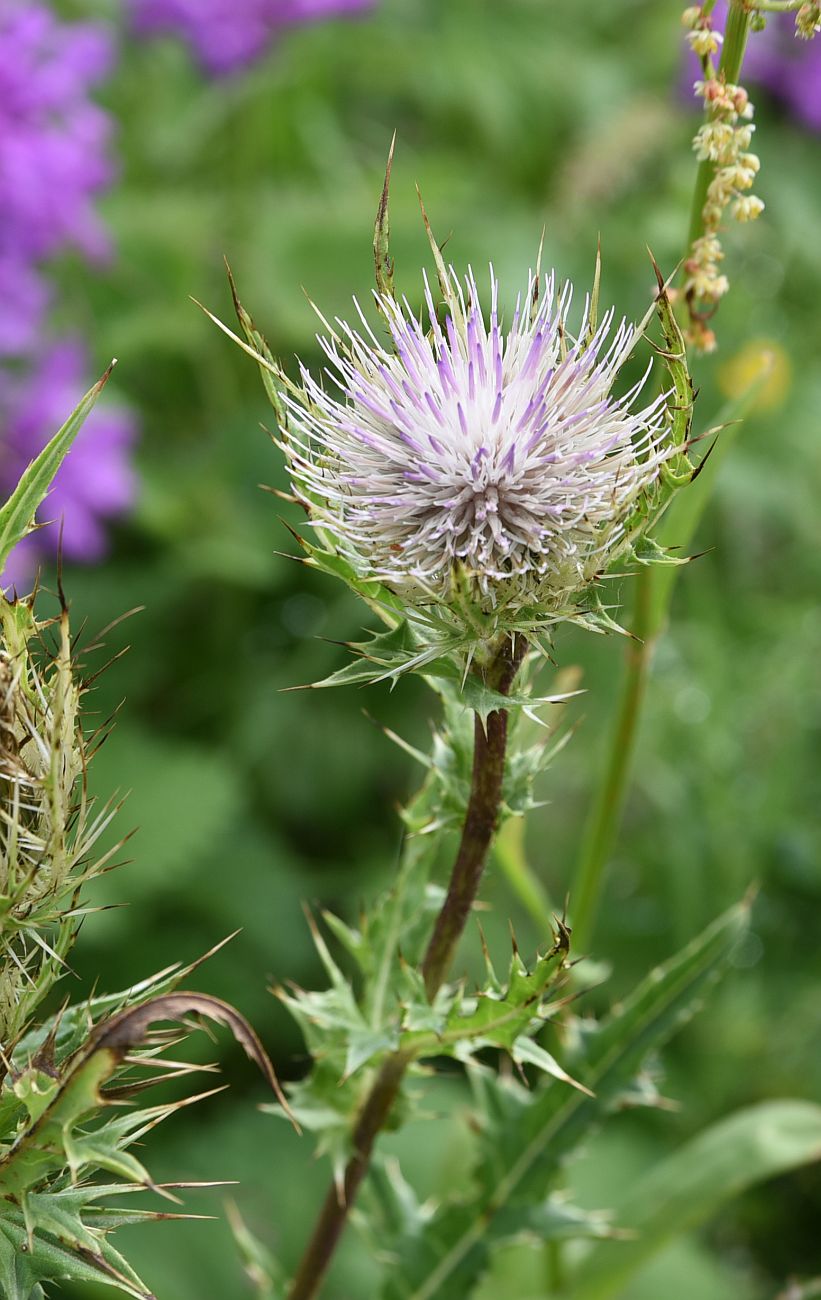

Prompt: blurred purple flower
[
  {"left": 0, "top": 3, "right": 115, "bottom": 286},
  {"left": 685, "top": 3, "right": 821, "bottom": 130},
  {"left": 0, "top": 260, "right": 50, "bottom": 360},
  {"left": 0, "top": 341, "right": 138, "bottom": 589},
  {"left": 0, "top": 5, "right": 137, "bottom": 588},
  {"left": 744, "top": 15, "right": 821, "bottom": 129},
  {"left": 129, "top": 0, "right": 375, "bottom": 74}
]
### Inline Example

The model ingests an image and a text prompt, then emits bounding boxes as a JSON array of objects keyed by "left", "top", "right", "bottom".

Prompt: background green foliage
[{"left": 44, "top": 0, "right": 820, "bottom": 1295}]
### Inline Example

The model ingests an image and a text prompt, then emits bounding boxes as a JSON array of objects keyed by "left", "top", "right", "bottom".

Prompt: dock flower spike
[{"left": 212, "top": 165, "right": 694, "bottom": 679}]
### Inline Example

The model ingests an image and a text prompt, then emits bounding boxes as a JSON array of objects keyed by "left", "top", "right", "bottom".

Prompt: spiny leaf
[
  {"left": 0, "top": 364, "right": 115, "bottom": 576},
  {"left": 380, "top": 900, "right": 749, "bottom": 1300},
  {"left": 492, "top": 1194, "right": 621, "bottom": 1246},
  {"left": 282, "top": 528, "right": 405, "bottom": 631},
  {"left": 12, "top": 933, "right": 240, "bottom": 1073},
  {"left": 224, "top": 261, "right": 289, "bottom": 427},
  {"left": 193, "top": 290, "right": 295, "bottom": 427},
  {"left": 649, "top": 251, "right": 695, "bottom": 489},
  {"left": 374, "top": 133, "right": 397, "bottom": 304},
  {"left": 0, "top": 1209, "right": 154, "bottom": 1299},
  {"left": 227, "top": 1201, "right": 285, "bottom": 1300},
  {"left": 364, "top": 1156, "right": 430, "bottom": 1244},
  {"left": 416, "top": 187, "right": 464, "bottom": 332},
  {"left": 398, "top": 925, "right": 572, "bottom": 1064},
  {"left": 583, "top": 236, "right": 602, "bottom": 349},
  {"left": 0, "top": 991, "right": 289, "bottom": 1199}
]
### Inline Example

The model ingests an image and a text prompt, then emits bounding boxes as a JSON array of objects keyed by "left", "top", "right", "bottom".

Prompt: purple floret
[
  {"left": 0, "top": 341, "right": 138, "bottom": 589},
  {"left": 129, "top": 0, "right": 375, "bottom": 75}
]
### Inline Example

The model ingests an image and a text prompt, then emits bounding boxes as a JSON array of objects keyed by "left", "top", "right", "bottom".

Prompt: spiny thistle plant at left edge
[{"left": 0, "top": 379, "right": 286, "bottom": 1300}]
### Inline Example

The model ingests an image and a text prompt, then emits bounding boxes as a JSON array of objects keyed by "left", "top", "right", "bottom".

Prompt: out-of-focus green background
[{"left": 50, "top": 0, "right": 820, "bottom": 1296}]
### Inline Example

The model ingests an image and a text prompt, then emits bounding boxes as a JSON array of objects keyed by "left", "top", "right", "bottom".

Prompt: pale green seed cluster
[
  {"left": 682, "top": 6, "right": 765, "bottom": 350},
  {"left": 796, "top": 2, "right": 821, "bottom": 38},
  {"left": 683, "top": 18, "right": 722, "bottom": 59}
]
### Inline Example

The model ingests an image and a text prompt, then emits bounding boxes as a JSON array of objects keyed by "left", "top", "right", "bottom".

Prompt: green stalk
[
  {"left": 748, "top": 0, "right": 806, "bottom": 10},
  {"left": 494, "top": 817, "right": 556, "bottom": 935},
  {"left": 570, "top": 571, "right": 654, "bottom": 953},
  {"left": 547, "top": 1238, "right": 567, "bottom": 1294},
  {"left": 570, "top": 0, "right": 755, "bottom": 950}
]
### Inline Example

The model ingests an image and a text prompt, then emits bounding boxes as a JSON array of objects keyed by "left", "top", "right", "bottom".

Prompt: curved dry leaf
[{"left": 84, "top": 991, "right": 295, "bottom": 1124}]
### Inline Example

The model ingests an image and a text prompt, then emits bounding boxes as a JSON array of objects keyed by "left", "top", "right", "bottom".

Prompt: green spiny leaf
[
  {"left": 650, "top": 255, "right": 695, "bottom": 489},
  {"left": 379, "top": 900, "right": 749, "bottom": 1300},
  {"left": 0, "top": 992, "right": 283, "bottom": 1197},
  {"left": 416, "top": 188, "right": 464, "bottom": 333},
  {"left": 398, "top": 926, "right": 571, "bottom": 1063},
  {"left": 374, "top": 134, "right": 397, "bottom": 304},
  {"left": 227, "top": 1201, "right": 286, "bottom": 1300},
  {"left": 0, "top": 1209, "right": 153, "bottom": 1299},
  {"left": 0, "top": 365, "right": 114, "bottom": 575},
  {"left": 225, "top": 266, "right": 289, "bottom": 427}
]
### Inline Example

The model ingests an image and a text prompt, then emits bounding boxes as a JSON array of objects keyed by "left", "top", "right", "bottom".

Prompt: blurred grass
[{"left": 43, "top": 0, "right": 821, "bottom": 1295}]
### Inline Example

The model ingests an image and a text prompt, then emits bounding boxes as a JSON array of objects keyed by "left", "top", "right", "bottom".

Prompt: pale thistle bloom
[{"left": 281, "top": 265, "right": 676, "bottom": 631}]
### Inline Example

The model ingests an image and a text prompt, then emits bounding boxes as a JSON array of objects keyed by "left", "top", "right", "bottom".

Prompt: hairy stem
[
  {"left": 421, "top": 634, "right": 525, "bottom": 997},
  {"left": 286, "top": 1050, "right": 411, "bottom": 1300},
  {"left": 286, "top": 634, "right": 525, "bottom": 1300},
  {"left": 570, "top": 0, "right": 755, "bottom": 949}
]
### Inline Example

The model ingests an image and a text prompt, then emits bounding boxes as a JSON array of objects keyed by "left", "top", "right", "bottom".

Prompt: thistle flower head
[{"left": 283, "top": 262, "right": 676, "bottom": 632}]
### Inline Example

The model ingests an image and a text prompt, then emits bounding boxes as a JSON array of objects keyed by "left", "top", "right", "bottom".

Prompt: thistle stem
[
  {"left": 421, "top": 634, "right": 525, "bottom": 997},
  {"left": 286, "top": 1050, "right": 411, "bottom": 1300},
  {"left": 286, "top": 634, "right": 525, "bottom": 1300},
  {"left": 570, "top": 0, "right": 754, "bottom": 950}
]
